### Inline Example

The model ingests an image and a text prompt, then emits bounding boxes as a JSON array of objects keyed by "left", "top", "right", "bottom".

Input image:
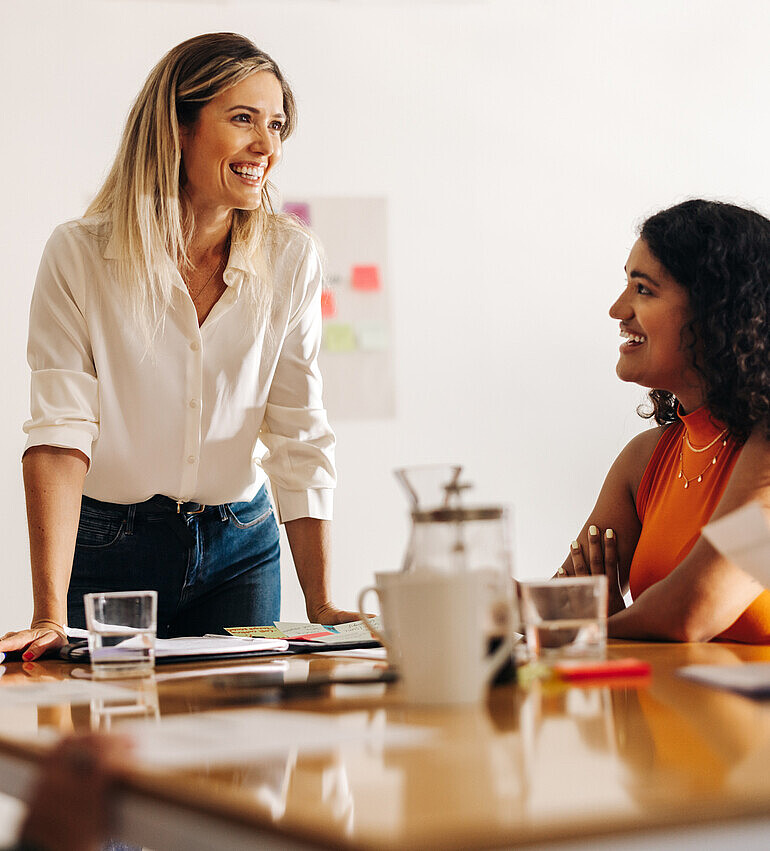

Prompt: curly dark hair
[{"left": 638, "top": 199, "right": 770, "bottom": 442}]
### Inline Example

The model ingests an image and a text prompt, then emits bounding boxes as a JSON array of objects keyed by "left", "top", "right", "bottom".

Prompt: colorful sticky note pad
[
  {"left": 356, "top": 320, "right": 389, "bottom": 351},
  {"left": 225, "top": 625, "right": 287, "bottom": 639},
  {"left": 282, "top": 201, "right": 311, "bottom": 227},
  {"left": 320, "top": 288, "right": 337, "bottom": 318},
  {"left": 351, "top": 264, "right": 381, "bottom": 292},
  {"left": 323, "top": 322, "right": 357, "bottom": 352}
]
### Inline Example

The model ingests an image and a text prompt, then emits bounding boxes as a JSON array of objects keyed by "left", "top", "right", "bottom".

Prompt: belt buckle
[{"left": 177, "top": 500, "right": 206, "bottom": 515}]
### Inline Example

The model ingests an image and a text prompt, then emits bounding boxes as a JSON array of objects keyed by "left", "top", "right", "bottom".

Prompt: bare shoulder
[
  {"left": 741, "top": 427, "right": 770, "bottom": 459},
  {"left": 614, "top": 424, "right": 668, "bottom": 479},
  {"left": 730, "top": 428, "right": 770, "bottom": 492}
]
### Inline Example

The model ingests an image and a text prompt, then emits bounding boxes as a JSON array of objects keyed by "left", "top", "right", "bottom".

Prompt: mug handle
[
  {"left": 357, "top": 585, "right": 391, "bottom": 651},
  {"left": 482, "top": 577, "right": 517, "bottom": 685}
]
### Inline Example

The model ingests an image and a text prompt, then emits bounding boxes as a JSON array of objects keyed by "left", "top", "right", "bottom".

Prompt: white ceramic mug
[
  {"left": 358, "top": 570, "right": 515, "bottom": 705},
  {"left": 358, "top": 571, "right": 406, "bottom": 662}
]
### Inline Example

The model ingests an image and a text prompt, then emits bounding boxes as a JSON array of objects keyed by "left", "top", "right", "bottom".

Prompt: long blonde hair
[{"left": 86, "top": 33, "right": 298, "bottom": 340}]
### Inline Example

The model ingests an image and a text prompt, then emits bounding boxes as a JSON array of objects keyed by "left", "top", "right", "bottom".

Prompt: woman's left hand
[{"left": 308, "top": 601, "right": 363, "bottom": 626}]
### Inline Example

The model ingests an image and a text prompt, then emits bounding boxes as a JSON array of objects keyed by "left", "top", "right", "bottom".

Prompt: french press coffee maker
[{"left": 394, "top": 464, "right": 516, "bottom": 650}]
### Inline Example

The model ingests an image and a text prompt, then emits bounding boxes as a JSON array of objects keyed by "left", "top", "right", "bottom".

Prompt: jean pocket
[
  {"left": 76, "top": 506, "right": 126, "bottom": 549},
  {"left": 226, "top": 498, "right": 274, "bottom": 529}
]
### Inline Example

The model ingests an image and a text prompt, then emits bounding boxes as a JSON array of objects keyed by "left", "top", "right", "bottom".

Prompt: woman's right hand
[
  {"left": 562, "top": 526, "right": 627, "bottom": 615},
  {"left": 0, "top": 621, "right": 68, "bottom": 661}
]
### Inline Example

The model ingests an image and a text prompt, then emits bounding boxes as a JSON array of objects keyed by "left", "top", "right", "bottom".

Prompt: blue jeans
[{"left": 68, "top": 486, "right": 281, "bottom": 636}]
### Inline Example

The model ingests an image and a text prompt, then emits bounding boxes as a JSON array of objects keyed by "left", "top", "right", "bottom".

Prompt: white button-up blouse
[{"left": 23, "top": 217, "right": 336, "bottom": 523}]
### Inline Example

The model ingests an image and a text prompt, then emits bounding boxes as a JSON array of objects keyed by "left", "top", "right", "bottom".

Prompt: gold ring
[{"left": 556, "top": 566, "right": 567, "bottom": 576}]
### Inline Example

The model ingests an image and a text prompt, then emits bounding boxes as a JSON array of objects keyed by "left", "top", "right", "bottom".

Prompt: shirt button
[
  {"left": 190, "top": 341, "right": 200, "bottom": 351},
  {"left": 189, "top": 399, "right": 199, "bottom": 409},
  {"left": 187, "top": 455, "right": 196, "bottom": 464}
]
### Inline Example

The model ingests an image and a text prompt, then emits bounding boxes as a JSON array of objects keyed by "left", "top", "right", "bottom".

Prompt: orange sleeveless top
[{"left": 630, "top": 406, "right": 770, "bottom": 644}]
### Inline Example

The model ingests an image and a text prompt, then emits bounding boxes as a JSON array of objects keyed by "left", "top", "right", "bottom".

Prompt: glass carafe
[{"left": 394, "top": 465, "right": 516, "bottom": 656}]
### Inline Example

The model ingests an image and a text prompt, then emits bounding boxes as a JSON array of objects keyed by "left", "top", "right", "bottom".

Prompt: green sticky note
[{"left": 323, "top": 322, "right": 357, "bottom": 352}]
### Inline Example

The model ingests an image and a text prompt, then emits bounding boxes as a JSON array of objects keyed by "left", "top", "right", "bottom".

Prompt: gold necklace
[
  {"left": 185, "top": 256, "right": 225, "bottom": 302},
  {"left": 678, "top": 428, "right": 728, "bottom": 489},
  {"left": 684, "top": 427, "right": 728, "bottom": 454}
]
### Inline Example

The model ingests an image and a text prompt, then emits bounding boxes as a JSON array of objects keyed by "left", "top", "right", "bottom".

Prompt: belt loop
[
  {"left": 126, "top": 504, "right": 136, "bottom": 535},
  {"left": 219, "top": 504, "right": 228, "bottom": 522}
]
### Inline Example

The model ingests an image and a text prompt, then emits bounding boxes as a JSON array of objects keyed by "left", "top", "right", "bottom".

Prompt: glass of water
[
  {"left": 84, "top": 591, "right": 157, "bottom": 679},
  {"left": 519, "top": 576, "right": 607, "bottom": 661}
]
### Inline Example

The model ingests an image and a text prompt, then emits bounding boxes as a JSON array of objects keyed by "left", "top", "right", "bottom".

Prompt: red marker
[{"left": 552, "top": 657, "right": 651, "bottom": 681}]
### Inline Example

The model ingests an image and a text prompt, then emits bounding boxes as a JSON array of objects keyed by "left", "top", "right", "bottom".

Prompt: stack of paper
[{"left": 226, "top": 618, "right": 383, "bottom": 644}]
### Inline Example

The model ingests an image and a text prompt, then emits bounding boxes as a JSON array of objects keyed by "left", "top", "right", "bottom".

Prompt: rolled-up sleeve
[
  {"left": 23, "top": 226, "right": 99, "bottom": 459},
  {"left": 260, "top": 238, "right": 336, "bottom": 523}
]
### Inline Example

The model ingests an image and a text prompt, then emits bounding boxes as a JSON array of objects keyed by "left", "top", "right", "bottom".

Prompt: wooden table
[{"left": 1, "top": 641, "right": 769, "bottom": 850}]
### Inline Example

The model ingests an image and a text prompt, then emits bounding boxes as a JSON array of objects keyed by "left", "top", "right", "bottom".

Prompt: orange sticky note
[
  {"left": 351, "top": 264, "right": 381, "bottom": 292},
  {"left": 321, "top": 288, "right": 336, "bottom": 318}
]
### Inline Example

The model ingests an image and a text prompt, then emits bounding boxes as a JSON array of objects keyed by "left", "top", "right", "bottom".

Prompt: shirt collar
[
  {"left": 103, "top": 232, "right": 248, "bottom": 293},
  {"left": 677, "top": 404, "right": 726, "bottom": 445}
]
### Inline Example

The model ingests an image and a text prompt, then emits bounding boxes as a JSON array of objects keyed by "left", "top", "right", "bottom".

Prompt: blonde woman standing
[{"left": 1, "top": 33, "right": 357, "bottom": 660}]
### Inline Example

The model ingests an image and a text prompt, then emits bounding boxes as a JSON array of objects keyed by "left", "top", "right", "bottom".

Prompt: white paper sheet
[
  {"left": 317, "top": 618, "right": 383, "bottom": 643},
  {"left": 0, "top": 679, "right": 134, "bottom": 707},
  {"left": 271, "top": 619, "right": 382, "bottom": 644},
  {"left": 325, "top": 647, "right": 389, "bottom": 660},
  {"left": 701, "top": 501, "right": 770, "bottom": 587},
  {"left": 122, "top": 706, "right": 433, "bottom": 768},
  {"left": 152, "top": 636, "right": 288, "bottom": 656},
  {"left": 678, "top": 662, "right": 770, "bottom": 697}
]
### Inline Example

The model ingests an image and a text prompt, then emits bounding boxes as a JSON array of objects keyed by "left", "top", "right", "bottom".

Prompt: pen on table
[{"left": 202, "top": 633, "right": 273, "bottom": 641}]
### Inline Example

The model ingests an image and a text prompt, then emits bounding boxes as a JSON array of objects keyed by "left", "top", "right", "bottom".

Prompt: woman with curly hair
[{"left": 558, "top": 199, "right": 770, "bottom": 643}]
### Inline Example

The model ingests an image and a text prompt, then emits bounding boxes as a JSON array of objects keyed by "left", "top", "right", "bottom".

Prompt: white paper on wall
[{"left": 282, "top": 197, "right": 394, "bottom": 420}]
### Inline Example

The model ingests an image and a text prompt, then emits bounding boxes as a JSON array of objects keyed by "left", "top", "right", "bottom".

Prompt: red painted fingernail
[{"left": 22, "top": 651, "right": 34, "bottom": 661}]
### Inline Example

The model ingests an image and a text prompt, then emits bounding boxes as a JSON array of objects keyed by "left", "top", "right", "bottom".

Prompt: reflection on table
[{"left": 1, "top": 642, "right": 769, "bottom": 849}]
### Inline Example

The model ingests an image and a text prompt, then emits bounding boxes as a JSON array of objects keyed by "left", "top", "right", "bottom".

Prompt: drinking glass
[
  {"left": 84, "top": 590, "right": 157, "bottom": 679},
  {"left": 519, "top": 576, "right": 607, "bottom": 661}
]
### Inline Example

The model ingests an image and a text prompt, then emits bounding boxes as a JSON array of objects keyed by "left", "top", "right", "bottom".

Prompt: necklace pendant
[
  {"left": 697, "top": 475, "right": 703, "bottom": 483},
  {"left": 678, "top": 471, "right": 682, "bottom": 479},
  {"left": 712, "top": 456, "right": 717, "bottom": 465},
  {"left": 684, "top": 480, "right": 689, "bottom": 489}
]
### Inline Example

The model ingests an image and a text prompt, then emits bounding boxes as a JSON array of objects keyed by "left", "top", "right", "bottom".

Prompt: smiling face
[
  {"left": 610, "top": 238, "right": 705, "bottom": 411},
  {"left": 179, "top": 71, "right": 285, "bottom": 218}
]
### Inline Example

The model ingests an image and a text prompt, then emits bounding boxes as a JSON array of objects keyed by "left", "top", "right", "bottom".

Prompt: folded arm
[
  {"left": 556, "top": 428, "right": 660, "bottom": 611},
  {"left": 606, "top": 429, "right": 770, "bottom": 642}
]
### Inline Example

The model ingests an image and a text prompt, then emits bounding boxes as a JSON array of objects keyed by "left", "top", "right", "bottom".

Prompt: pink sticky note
[
  {"left": 321, "top": 288, "right": 336, "bottom": 319},
  {"left": 283, "top": 201, "right": 311, "bottom": 226},
  {"left": 292, "top": 631, "right": 336, "bottom": 641},
  {"left": 351, "top": 265, "right": 381, "bottom": 292}
]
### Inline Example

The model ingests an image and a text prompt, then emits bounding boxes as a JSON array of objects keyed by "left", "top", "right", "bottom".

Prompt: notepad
[
  {"left": 678, "top": 663, "right": 770, "bottom": 697},
  {"left": 59, "top": 635, "right": 289, "bottom": 663}
]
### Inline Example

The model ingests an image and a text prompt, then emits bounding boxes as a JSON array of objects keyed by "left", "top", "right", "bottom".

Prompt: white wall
[{"left": 1, "top": 0, "right": 770, "bottom": 626}]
